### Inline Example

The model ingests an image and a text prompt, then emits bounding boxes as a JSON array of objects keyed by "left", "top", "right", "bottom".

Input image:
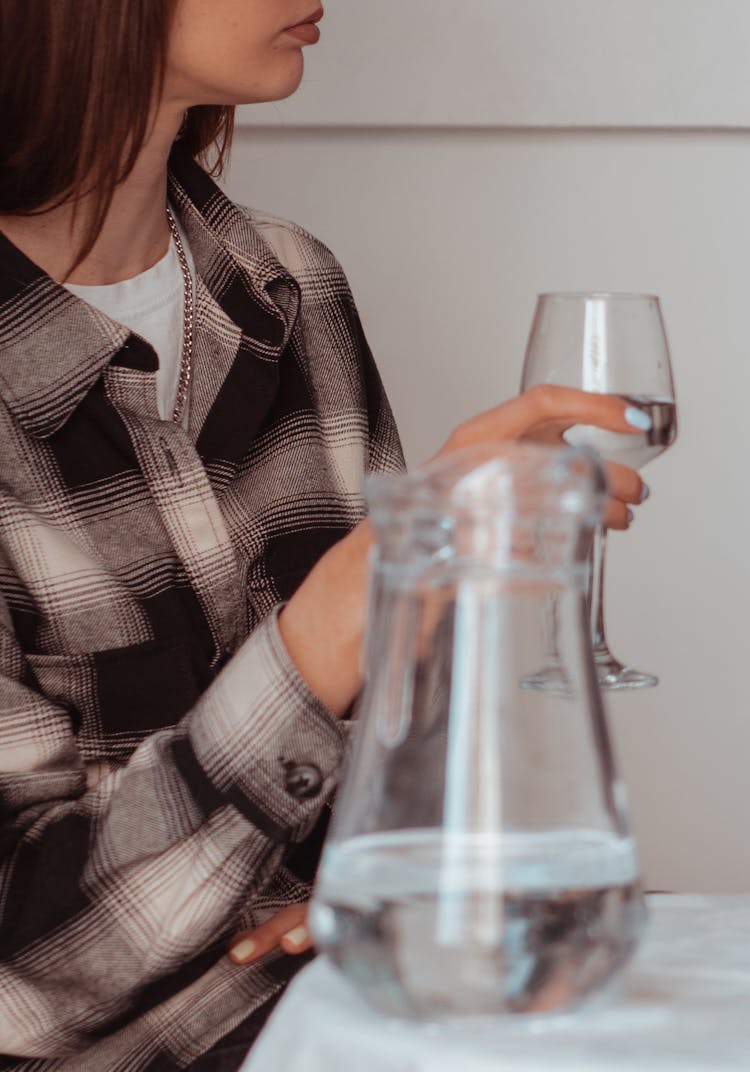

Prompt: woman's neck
[{"left": 0, "top": 106, "right": 184, "bottom": 286}]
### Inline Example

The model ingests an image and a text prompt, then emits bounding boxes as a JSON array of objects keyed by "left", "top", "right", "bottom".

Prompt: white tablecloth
[{"left": 241, "top": 896, "right": 750, "bottom": 1071}]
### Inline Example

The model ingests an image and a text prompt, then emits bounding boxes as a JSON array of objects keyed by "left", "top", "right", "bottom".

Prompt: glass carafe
[{"left": 311, "top": 444, "right": 646, "bottom": 1021}]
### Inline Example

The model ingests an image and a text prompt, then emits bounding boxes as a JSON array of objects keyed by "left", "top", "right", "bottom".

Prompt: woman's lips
[
  {"left": 284, "top": 8, "right": 323, "bottom": 44},
  {"left": 284, "top": 21, "right": 321, "bottom": 44}
]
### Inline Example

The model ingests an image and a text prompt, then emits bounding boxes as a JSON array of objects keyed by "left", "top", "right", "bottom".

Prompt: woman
[{"left": 0, "top": 2, "right": 648, "bottom": 1068}]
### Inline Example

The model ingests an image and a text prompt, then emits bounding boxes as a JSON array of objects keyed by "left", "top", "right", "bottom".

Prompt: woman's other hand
[{"left": 228, "top": 903, "right": 312, "bottom": 965}]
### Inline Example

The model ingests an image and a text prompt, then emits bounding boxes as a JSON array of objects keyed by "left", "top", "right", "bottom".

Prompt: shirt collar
[
  {"left": 167, "top": 141, "right": 299, "bottom": 348},
  {"left": 0, "top": 142, "right": 299, "bottom": 438}
]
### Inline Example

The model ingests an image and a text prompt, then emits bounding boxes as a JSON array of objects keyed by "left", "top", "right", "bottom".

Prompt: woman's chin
[{"left": 232, "top": 54, "right": 305, "bottom": 107}]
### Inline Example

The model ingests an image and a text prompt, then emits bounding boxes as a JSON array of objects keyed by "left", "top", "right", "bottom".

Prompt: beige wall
[{"left": 223, "top": 1, "right": 750, "bottom": 893}]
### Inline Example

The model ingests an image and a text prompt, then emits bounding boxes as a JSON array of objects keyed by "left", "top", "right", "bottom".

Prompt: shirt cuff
[{"left": 181, "top": 608, "right": 347, "bottom": 844}]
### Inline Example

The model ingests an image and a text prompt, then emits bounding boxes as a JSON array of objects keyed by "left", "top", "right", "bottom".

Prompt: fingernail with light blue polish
[
  {"left": 625, "top": 406, "right": 652, "bottom": 431},
  {"left": 627, "top": 509, "right": 635, "bottom": 524},
  {"left": 640, "top": 483, "right": 651, "bottom": 502}
]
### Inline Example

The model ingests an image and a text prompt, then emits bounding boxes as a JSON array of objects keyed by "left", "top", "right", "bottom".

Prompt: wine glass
[{"left": 521, "top": 292, "right": 677, "bottom": 690}]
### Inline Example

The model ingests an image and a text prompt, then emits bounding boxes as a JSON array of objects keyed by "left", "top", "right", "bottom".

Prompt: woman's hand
[
  {"left": 279, "top": 386, "right": 649, "bottom": 717},
  {"left": 228, "top": 903, "right": 312, "bottom": 966},
  {"left": 436, "top": 385, "right": 648, "bottom": 530}
]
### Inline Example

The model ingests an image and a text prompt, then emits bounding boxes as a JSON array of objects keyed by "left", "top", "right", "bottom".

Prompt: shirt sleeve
[
  {"left": 0, "top": 602, "right": 345, "bottom": 1059},
  {"left": 344, "top": 295, "right": 406, "bottom": 480}
]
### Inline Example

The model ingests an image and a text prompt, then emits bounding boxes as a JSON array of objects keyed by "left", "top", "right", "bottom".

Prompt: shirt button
[{"left": 283, "top": 762, "right": 323, "bottom": 800}]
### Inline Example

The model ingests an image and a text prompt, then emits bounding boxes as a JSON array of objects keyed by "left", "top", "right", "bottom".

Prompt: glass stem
[{"left": 589, "top": 526, "right": 609, "bottom": 655}]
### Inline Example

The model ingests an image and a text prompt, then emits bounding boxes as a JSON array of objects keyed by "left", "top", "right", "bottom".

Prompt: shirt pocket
[{"left": 26, "top": 638, "right": 204, "bottom": 763}]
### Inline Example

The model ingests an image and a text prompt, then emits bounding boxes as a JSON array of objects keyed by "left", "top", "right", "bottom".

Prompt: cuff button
[{"left": 283, "top": 761, "right": 323, "bottom": 800}]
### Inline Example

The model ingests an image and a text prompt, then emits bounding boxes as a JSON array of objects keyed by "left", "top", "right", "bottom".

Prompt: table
[{"left": 241, "top": 896, "right": 750, "bottom": 1071}]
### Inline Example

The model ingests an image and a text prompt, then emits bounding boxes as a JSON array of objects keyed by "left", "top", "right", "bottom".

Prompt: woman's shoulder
[{"left": 238, "top": 206, "right": 349, "bottom": 288}]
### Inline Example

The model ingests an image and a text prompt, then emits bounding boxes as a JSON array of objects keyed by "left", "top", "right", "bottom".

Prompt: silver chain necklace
[{"left": 165, "top": 207, "right": 193, "bottom": 423}]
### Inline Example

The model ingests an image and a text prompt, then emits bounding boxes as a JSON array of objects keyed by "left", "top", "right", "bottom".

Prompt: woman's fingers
[
  {"left": 512, "top": 384, "right": 652, "bottom": 438},
  {"left": 280, "top": 925, "right": 315, "bottom": 955},
  {"left": 604, "top": 499, "right": 634, "bottom": 531},
  {"left": 605, "top": 461, "right": 648, "bottom": 506},
  {"left": 228, "top": 903, "right": 312, "bottom": 965},
  {"left": 441, "top": 385, "right": 652, "bottom": 454},
  {"left": 603, "top": 462, "right": 649, "bottom": 530}
]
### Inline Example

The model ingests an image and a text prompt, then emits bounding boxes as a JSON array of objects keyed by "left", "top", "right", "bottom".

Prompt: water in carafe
[{"left": 311, "top": 445, "right": 646, "bottom": 1020}]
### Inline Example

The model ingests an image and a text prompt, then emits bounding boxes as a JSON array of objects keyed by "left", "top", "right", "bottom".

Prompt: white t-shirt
[{"left": 65, "top": 212, "right": 195, "bottom": 421}]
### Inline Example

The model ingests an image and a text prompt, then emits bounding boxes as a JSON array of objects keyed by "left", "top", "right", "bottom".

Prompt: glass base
[
  {"left": 592, "top": 649, "right": 658, "bottom": 691},
  {"left": 522, "top": 653, "right": 658, "bottom": 694}
]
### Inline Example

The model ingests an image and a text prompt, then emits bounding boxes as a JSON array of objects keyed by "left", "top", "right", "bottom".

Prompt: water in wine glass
[{"left": 565, "top": 394, "right": 677, "bottom": 470}]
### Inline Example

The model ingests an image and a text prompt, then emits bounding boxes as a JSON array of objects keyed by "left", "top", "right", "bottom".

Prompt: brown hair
[{"left": 0, "top": 0, "right": 234, "bottom": 264}]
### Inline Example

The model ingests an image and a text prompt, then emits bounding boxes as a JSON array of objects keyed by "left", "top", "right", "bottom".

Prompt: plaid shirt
[{"left": 0, "top": 144, "right": 403, "bottom": 1070}]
